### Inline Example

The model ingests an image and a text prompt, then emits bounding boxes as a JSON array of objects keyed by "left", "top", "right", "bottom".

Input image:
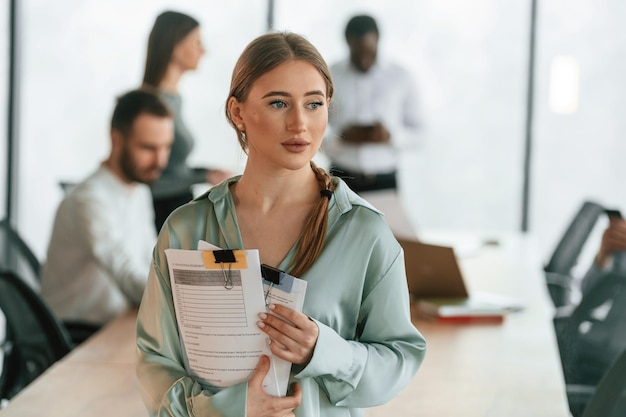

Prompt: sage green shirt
[{"left": 136, "top": 177, "right": 426, "bottom": 417}]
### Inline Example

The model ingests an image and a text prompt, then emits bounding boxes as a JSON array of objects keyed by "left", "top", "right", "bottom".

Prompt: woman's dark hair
[
  {"left": 225, "top": 32, "right": 337, "bottom": 276},
  {"left": 142, "top": 11, "right": 199, "bottom": 87}
]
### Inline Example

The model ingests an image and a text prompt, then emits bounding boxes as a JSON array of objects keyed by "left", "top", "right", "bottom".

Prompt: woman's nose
[{"left": 287, "top": 108, "right": 306, "bottom": 132}]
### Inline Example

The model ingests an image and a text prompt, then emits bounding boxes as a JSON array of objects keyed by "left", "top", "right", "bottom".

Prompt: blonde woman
[{"left": 136, "top": 31, "right": 426, "bottom": 417}]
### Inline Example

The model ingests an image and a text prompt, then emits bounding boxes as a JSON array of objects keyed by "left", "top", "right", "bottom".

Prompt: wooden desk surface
[
  {"left": 0, "top": 232, "right": 570, "bottom": 417},
  {"left": 0, "top": 309, "right": 146, "bottom": 417},
  {"left": 365, "top": 231, "right": 570, "bottom": 417}
]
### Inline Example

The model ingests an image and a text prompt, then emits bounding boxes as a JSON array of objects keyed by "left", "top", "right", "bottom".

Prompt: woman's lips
[{"left": 282, "top": 140, "right": 309, "bottom": 153}]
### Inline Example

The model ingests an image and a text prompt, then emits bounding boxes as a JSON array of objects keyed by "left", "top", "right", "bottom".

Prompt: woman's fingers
[
  {"left": 249, "top": 354, "right": 271, "bottom": 388},
  {"left": 246, "top": 357, "right": 302, "bottom": 417},
  {"left": 257, "top": 305, "right": 318, "bottom": 364}
]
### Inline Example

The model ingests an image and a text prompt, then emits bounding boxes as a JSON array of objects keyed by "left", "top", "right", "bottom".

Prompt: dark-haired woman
[{"left": 142, "top": 10, "right": 231, "bottom": 231}]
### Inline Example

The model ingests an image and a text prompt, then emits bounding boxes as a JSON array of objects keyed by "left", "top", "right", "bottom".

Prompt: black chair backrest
[
  {"left": 560, "top": 271, "right": 626, "bottom": 387},
  {"left": 0, "top": 270, "right": 72, "bottom": 401},
  {"left": 544, "top": 201, "right": 606, "bottom": 307},
  {"left": 0, "top": 309, "right": 10, "bottom": 400},
  {"left": 544, "top": 201, "right": 606, "bottom": 275},
  {"left": 0, "top": 218, "right": 41, "bottom": 289},
  {"left": 581, "top": 347, "right": 626, "bottom": 417}
]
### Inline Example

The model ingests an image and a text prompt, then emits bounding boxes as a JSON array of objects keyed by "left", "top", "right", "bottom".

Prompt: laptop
[
  {"left": 397, "top": 238, "right": 525, "bottom": 317},
  {"left": 397, "top": 238, "right": 469, "bottom": 299}
]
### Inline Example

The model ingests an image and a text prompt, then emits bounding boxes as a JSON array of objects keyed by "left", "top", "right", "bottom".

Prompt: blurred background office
[{"left": 2, "top": 0, "right": 626, "bottom": 268}]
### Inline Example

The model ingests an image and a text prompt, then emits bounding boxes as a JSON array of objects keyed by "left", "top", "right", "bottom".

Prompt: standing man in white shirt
[
  {"left": 41, "top": 89, "right": 174, "bottom": 338},
  {"left": 324, "top": 14, "right": 421, "bottom": 193}
]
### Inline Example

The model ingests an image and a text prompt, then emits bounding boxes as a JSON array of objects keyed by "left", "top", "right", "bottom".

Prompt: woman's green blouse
[{"left": 136, "top": 177, "right": 426, "bottom": 417}]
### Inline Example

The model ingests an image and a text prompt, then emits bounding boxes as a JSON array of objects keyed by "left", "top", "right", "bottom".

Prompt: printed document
[
  {"left": 196, "top": 241, "right": 308, "bottom": 396},
  {"left": 259, "top": 264, "right": 308, "bottom": 394},
  {"left": 165, "top": 248, "right": 281, "bottom": 395}
]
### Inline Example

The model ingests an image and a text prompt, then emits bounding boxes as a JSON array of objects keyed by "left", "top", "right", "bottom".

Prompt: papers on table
[
  {"left": 415, "top": 291, "right": 525, "bottom": 323},
  {"left": 164, "top": 242, "right": 307, "bottom": 397}
]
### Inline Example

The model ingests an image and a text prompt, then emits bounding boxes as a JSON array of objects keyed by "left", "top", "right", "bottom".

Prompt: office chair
[
  {"left": 0, "top": 309, "right": 10, "bottom": 406},
  {"left": 0, "top": 218, "right": 42, "bottom": 290},
  {"left": 580, "top": 347, "right": 626, "bottom": 417},
  {"left": 0, "top": 270, "right": 73, "bottom": 402},
  {"left": 555, "top": 271, "right": 626, "bottom": 416},
  {"left": 0, "top": 218, "right": 100, "bottom": 346},
  {"left": 543, "top": 201, "right": 606, "bottom": 307}
]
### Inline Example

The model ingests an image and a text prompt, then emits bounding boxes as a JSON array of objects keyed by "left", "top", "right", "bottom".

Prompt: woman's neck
[
  {"left": 158, "top": 63, "right": 184, "bottom": 93},
  {"left": 234, "top": 164, "right": 318, "bottom": 214}
]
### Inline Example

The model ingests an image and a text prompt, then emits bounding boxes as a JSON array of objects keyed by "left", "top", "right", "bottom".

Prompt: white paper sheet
[
  {"left": 164, "top": 248, "right": 281, "bottom": 396},
  {"left": 196, "top": 241, "right": 308, "bottom": 396},
  {"left": 259, "top": 264, "right": 308, "bottom": 395}
]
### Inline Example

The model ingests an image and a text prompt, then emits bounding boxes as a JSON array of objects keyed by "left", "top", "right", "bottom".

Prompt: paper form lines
[{"left": 172, "top": 269, "right": 248, "bottom": 327}]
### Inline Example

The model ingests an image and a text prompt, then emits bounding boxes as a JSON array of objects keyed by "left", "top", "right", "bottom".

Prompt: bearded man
[{"left": 41, "top": 89, "right": 173, "bottom": 340}]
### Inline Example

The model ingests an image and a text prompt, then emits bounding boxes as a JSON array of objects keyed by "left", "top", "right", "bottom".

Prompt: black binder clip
[
  {"left": 261, "top": 264, "right": 281, "bottom": 306},
  {"left": 214, "top": 250, "right": 236, "bottom": 290}
]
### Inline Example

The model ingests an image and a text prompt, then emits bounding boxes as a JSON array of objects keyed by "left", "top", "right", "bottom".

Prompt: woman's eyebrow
[
  {"left": 262, "top": 91, "right": 290, "bottom": 98},
  {"left": 305, "top": 90, "right": 325, "bottom": 97},
  {"left": 262, "top": 90, "right": 325, "bottom": 99}
]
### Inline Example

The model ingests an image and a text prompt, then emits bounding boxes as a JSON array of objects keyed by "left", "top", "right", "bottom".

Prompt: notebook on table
[{"left": 397, "top": 238, "right": 524, "bottom": 322}]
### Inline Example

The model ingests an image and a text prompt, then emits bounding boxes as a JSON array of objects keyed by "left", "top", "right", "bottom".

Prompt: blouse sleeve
[
  {"left": 294, "top": 249, "right": 427, "bottom": 407},
  {"left": 136, "top": 238, "right": 248, "bottom": 417}
]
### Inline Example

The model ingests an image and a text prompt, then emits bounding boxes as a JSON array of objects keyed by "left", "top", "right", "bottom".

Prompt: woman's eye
[
  {"left": 308, "top": 101, "right": 324, "bottom": 110},
  {"left": 270, "top": 100, "right": 287, "bottom": 109}
]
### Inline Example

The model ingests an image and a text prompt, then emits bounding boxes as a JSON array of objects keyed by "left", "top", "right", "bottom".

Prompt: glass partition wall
[
  {"left": 274, "top": 0, "right": 529, "bottom": 235},
  {"left": 17, "top": 0, "right": 266, "bottom": 257},
  {"left": 0, "top": 0, "right": 9, "bottom": 220},
  {"left": 8, "top": 0, "right": 626, "bottom": 272},
  {"left": 531, "top": 1, "right": 626, "bottom": 263}
]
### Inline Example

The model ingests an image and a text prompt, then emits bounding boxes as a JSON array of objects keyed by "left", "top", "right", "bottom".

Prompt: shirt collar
[{"left": 203, "top": 175, "right": 381, "bottom": 236}]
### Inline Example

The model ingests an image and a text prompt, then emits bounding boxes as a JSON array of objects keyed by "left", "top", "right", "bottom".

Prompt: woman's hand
[
  {"left": 257, "top": 304, "right": 319, "bottom": 365},
  {"left": 247, "top": 355, "right": 302, "bottom": 417}
]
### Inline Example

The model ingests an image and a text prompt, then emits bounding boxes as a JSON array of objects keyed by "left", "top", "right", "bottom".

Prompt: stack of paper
[
  {"left": 164, "top": 241, "right": 307, "bottom": 397},
  {"left": 415, "top": 291, "right": 524, "bottom": 324}
]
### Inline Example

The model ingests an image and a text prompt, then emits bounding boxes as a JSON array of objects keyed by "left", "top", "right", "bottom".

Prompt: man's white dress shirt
[{"left": 324, "top": 59, "right": 421, "bottom": 174}]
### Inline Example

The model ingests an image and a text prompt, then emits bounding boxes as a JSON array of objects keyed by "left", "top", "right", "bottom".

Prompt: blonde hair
[
  {"left": 225, "top": 31, "right": 334, "bottom": 153},
  {"left": 225, "top": 32, "right": 336, "bottom": 276},
  {"left": 289, "top": 162, "right": 337, "bottom": 277}
]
